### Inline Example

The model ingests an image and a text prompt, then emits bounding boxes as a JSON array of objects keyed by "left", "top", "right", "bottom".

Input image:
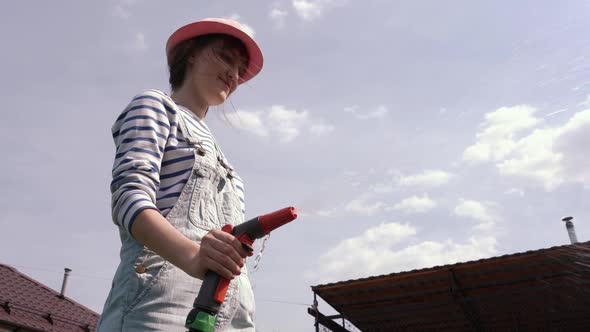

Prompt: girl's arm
[{"left": 132, "top": 209, "right": 249, "bottom": 280}]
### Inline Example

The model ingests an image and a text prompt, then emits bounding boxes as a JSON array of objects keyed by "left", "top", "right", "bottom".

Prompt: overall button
[{"left": 135, "top": 265, "right": 147, "bottom": 274}]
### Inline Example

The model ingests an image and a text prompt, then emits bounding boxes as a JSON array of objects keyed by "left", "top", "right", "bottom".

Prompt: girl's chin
[{"left": 207, "top": 92, "right": 228, "bottom": 106}]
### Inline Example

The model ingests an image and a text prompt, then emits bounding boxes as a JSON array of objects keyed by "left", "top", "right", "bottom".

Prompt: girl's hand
[
  {"left": 186, "top": 228, "right": 252, "bottom": 280},
  {"left": 131, "top": 209, "right": 251, "bottom": 281}
]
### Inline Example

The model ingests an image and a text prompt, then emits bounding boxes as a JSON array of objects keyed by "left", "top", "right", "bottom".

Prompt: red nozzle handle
[
  {"left": 259, "top": 207, "right": 297, "bottom": 234},
  {"left": 213, "top": 225, "right": 234, "bottom": 304}
]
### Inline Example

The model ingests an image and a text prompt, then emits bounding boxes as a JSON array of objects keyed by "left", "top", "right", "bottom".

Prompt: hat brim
[{"left": 166, "top": 20, "right": 263, "bottom": 84}]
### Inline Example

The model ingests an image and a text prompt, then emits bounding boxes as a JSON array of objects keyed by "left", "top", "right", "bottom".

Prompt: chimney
[
  {"left": 59, "top": 268, "right": 72, "bottom": 299},
  {"left": 562, "top": 216, "right": 579, "bottom": 244}
]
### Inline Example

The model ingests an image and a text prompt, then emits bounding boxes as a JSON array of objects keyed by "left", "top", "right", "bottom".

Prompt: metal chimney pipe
[
  {"left": 562, "top": 216, "right": 579, "bottom": 244},
  {"left": 59, "top": 268, "right": 72, "bottom": 298}
]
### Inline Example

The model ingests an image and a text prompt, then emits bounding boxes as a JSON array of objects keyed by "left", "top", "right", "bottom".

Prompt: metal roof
[
  {"left": 312, "top": 242, "right": 590, "bottom": 332},
  {"left": 0, "top": 264, "right": 99, "bottom": 331}
]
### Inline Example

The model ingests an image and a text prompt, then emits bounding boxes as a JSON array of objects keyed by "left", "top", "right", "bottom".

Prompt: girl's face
[{"left": 188, "top": 39, "right": 248, "bottom": 107}]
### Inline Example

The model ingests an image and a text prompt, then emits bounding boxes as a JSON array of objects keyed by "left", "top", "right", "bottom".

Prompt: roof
[
  {"left": 312, "top": 241, "right": 590, "bottom": 332},
  {"left": 0, "top": 264, "right": 99, "bottom": 332}
]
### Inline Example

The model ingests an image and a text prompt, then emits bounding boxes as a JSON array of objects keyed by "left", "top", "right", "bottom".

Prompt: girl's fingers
[
  {"left": 201, "top": 256, "right": 234, "bottom": 280},
  {"left": 206, "top": 239, "right": 244, "bottom": 273},
  {"left": 234, "top": 239, "right": 251, "bottom": 258},
  {"left": 210, "top": 229, "right": 250, "bottom": 259}
]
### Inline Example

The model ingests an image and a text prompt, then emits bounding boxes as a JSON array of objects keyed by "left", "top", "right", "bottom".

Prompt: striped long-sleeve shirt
[{"left": 110, "top": 89, "right": 245, "bottom": 235}]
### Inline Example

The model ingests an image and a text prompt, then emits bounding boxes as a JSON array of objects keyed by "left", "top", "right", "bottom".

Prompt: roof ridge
[
  {"left": 0, "top": 263, "right": 18, "bottom": 273},
  {"left": 312, "top": 240, "right": 590, "bottom": 289},
  {"left": 0, "top": 263, "right": 100, "bottom": 318}
]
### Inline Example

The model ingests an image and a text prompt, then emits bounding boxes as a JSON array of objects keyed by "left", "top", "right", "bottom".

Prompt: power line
[{"left": 257, "top": 298, "right": 310, "bottom": 307}]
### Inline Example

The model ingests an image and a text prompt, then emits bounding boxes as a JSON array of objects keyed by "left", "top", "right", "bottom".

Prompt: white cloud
[
  {"left": 341, "top": 170, "right": 358, "bottom": 177},
  {"left": 267, "top": 106, "right": 309, "bottom": 142},
  {"left": 398, "top": 170, "right": 453, "bottom": 188},
  {"left": 112, "top": 5, "right": 130, "bottom": 19},
  {"left": 577, "top": 94, "right": 590, "bottom": 107},
  {"left": 344, "top": 105, "right": 389, "bottom": 120},
  {"left": 292, "top": 0, "right": 322, "bottom": 21},
  {"left": 505, "top": 188, "right": 525, "bottom": 196},
  {"left": 343, "top": 105, "right": 357, "bottom": 113},
  {"left": 228, "top": 14, "right": 255, "bottom": 37},
  {"left": 316, "top": 208, "right": 337, "bottom": 217},
  {"left": 134, "top": 33, "right": 147, "bottom": 51},
  {"left": 463, "top": 105, "right": 542, "bottom": 163},
  {"left": 227, "top": 106, "right": 333, "bottom": 143},
  {"left": 112, "top": 0, "right": 139, "bottom": 19},
  {"left": 389, "top": 195, "right": 436, "bottom": 214},
  {"left": 362, "top": 105, "right": 388, "bottom": 119},
  {"left": 269, "top": 7, "right": 289, "bottom": 28},
  {"left": 292, "top": 0, "right": 348, "bottom": 21},
  {"left": 227, "top": 111, "right": 268, "bottom": 137},
  {"left": 310, "top": 122, "right": 335, "bottom": 136},
  {"left": 552, "top": 110, "right": 590, "bottom": 187},
  {"left": 370, "top": 183, "right": 396, "bottom": 194},
  {"left": 498, "top": 110, "right": 590, "bottom": 190},
  {"left": 345, "top": 198, "right": 385, "bottom": 216},
  {"left": 463, "top": 103, "right": 590, "bottom": 190},
  {"left": 313, "top": 222, "right": 497, "bottom": 282},
  {"left": 454, "top": 199, "right": 497, "bottom": 230},
  {"left": 495, "top": 127, "right": 563, "bottom": 190}
]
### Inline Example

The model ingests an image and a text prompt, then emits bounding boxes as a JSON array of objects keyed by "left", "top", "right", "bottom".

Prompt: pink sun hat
[{"left": 166, "top": 18, "right": 264, "bottom": 84}]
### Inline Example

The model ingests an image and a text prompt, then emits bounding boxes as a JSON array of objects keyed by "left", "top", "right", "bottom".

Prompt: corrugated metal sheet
[
  {"left": 312, "top": 242, "right": 590, "bottom": 332},
  {"left": 0, "top": 264, "right": 99, "bottom": 331}
]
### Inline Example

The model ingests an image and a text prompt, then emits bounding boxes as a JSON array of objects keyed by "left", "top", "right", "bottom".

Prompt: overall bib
[{"left": 97, "top": 110, "right": 255, "bottom": 331}]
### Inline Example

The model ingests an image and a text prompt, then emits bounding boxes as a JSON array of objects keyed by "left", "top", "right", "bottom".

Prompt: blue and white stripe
[{"left": 111, "top": 89, "right": 245, "bottom": 234}]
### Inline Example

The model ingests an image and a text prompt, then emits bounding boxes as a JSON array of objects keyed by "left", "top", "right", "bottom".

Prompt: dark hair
[{"left": 168, "top": 34, "right": 248, "bottom": 91}]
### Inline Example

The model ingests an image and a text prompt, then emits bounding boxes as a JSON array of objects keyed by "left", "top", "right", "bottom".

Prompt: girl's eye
[{"left": 217, "top": 49, "right": 247, "bottom": 76}]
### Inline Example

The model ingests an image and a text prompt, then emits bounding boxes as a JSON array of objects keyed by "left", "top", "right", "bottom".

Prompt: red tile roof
[{"left": 0, "top": 264, "right": 99, "bottom": 332}]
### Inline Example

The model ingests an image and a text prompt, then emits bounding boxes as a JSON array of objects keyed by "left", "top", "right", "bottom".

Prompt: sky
[{"left": 1, "top": 0, "right": 589, "bottom": 331}]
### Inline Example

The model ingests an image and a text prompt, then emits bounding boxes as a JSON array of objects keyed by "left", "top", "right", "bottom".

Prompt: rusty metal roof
[
  {"left": 312, "top": 242, "right": 590, "bottom": 332},
  {"left": 0, "top": 264, "right": 99, "bottom": 331}
]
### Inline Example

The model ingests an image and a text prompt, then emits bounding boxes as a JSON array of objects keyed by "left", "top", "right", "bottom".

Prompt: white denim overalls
[{"left": 97, "top": 109, "right": 255, "bottom": 331}]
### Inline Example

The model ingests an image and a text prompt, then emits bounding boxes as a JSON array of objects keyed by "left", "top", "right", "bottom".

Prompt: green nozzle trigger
[{"left": 186, "top": 311, "right": 216, "bottom": 332}]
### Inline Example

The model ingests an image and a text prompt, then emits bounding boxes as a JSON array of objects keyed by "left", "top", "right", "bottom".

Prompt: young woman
[{"left": 97, "top": 18, "right": 264, "bottom": 331}]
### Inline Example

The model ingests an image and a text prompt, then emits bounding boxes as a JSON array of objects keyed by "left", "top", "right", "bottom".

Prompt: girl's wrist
[{"left": 177, "top": 240, "right": 201, "bottom": 276}]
